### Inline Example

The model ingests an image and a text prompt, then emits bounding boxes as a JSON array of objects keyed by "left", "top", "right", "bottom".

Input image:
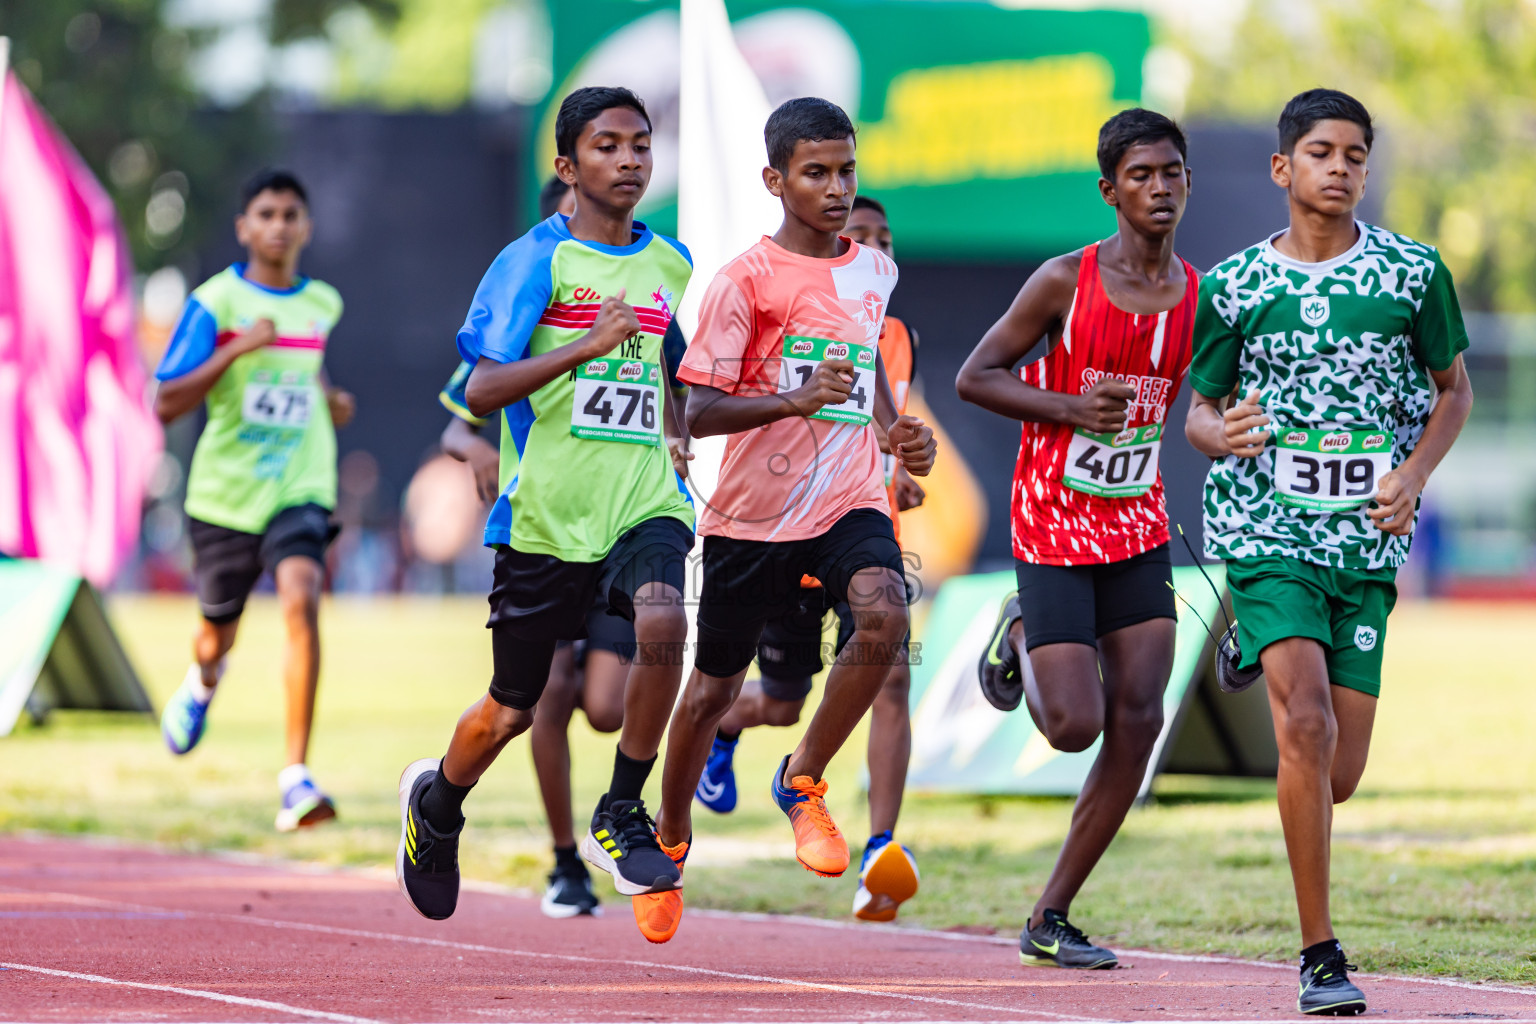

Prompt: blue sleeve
[
  {"left": 660, "top": 235, "right": 693, "bottom": 268},
  {"left": 155, "top": 297, "right": 219, "bottom": 381},
  {"left": 438, "top": 360, "right": 486, "bottom": 425},
  {"left": 456, "top": 235, "right": 557, "bottom": 365}
]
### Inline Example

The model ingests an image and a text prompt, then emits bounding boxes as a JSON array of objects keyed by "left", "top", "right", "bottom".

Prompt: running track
[{"left": 2, "top": 837, "right": 1532, "bottom": 1024}]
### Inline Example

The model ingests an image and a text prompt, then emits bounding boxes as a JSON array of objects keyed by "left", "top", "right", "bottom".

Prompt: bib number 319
[
  {"left": 779, "top": 335, "right": 875, "bottom": 425},
  {"left": 1062, "top": 423, "right": 1162, "bottom": 498},
  {"left": 1274, "top": 427, "right": 1392, "bottom": 511},
  {"left": 571, "top": 358, "right": 661, "bottom": 445}
]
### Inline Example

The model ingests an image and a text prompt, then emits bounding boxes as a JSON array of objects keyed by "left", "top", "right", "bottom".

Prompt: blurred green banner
[{"left": 537, "top": 0, "right": 1149, "bottom": 258}]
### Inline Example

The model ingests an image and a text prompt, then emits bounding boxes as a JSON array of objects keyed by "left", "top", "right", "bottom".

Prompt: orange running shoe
[
  {"left": 631, "top": 835, "right": 689, "bottom": 944},
  {"left": 769, "top": 755, "right": 848, "bottom": 877}
]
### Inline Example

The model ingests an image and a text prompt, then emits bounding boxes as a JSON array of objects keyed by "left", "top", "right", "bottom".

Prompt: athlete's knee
[
  {"left": 762, "top": 696, "right": 805, "bottom": 728},
  {"left": 847, "top": 594, "right": 909, "bottom": 652},
  {"left": 875, "top": 665, "right": 911, "bottom": 709},
  {"left": 1280, "top": 700, "right": 1336, "bottom": 761},
  {"left": 1111, "top": 697, "right": 1164, "bottom": 751},
  {"left": 678, "top": 672, "right": 737, "bottom": 724},
  {"left": 1042, "top": 706, "right": 1103, "bottom": 752},
  {"left": 276, "top": 562, "right": 322, "bottom": 624},
  {"left": 584, "top": 702, "right": 624, "bottom": 734},
  {"left": 1330, "top": 760, "right": 1367, "bottom": 804},
  {"left": 632, "top": 600, "right": 687, "bottom": 647},
  {"left": 475, "top": 695, "right": 534, "bottom": 745}
]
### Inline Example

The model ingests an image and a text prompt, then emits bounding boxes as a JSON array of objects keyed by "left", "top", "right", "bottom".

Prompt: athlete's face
[
  {"left": 1100, "top": 139, "right": 1189, "bottom": 236},
  {"left": 844, "top": 206, "right": 893, "bottom": 257},
  {"left": 559, "top": 107, "right": 653, "bottom": 213},
  {"left": 1273, "top": 119, "right": 1369, "bottom": 217},
  {"left": 765, "top": 136, "right": 857, "bottom": 235},
  {"left": 235, "top": 189, "right": 310, "bottom": 266}
]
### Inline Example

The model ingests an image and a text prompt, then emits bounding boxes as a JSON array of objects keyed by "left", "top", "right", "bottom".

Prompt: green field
[{"left": 2, "top": 595, "right": 1532, "bottom": 984}]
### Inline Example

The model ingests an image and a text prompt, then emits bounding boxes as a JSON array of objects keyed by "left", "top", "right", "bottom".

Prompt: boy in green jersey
[
  {"left": 1184, "top": 90, "right": 1474, "bottom": 1016},
  {"left": 397, "top": 87, "right": 697, "bottom": 937},
  {"left": 154, "top": 169, "right": 357, "bottom": 833}
]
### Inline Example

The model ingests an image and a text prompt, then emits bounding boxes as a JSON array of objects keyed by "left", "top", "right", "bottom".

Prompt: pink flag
[{"left": 0, "top": 68, "right": 162, "bottom": 586}]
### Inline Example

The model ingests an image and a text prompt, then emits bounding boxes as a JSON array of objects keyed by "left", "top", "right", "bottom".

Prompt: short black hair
[
  {"left": 850, "top": 195, "right": 886, "bottom": 217},
  {"left": 765, "top": 97, "right": 856, "bottom": 173},
  {"left": 1278, "top": 88, "right": 1373, "bottom": 153},
  {"left": 555, "top": 86, "right": 651, "bottom": 159},
  {"left": 539, "top": 175, "right": 571, "bottom": 219},
  {"left": 1096, "top": 109, "right": 1187, "bottom": 181},
  {"left": 241, "top": 168, "right": 307, "bottom": 211}
]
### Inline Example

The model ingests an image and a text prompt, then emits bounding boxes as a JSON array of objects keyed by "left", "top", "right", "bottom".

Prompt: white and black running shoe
[
  {"left": 540, "top": 861, "right": 600, "bottom": 918},
  {"left": 580, "top": 794, "right": 681, "bottom": 897},
  {"left": 396, "top": 758, "right": 462, "bottom": 921}
]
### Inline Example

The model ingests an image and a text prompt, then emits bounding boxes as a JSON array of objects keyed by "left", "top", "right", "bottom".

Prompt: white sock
[
  {"left": 277, "top": 763, "right": 311, "bottom": 791},
  {"left": 183, "top": 664, "right": 216, "bottom": 705}
]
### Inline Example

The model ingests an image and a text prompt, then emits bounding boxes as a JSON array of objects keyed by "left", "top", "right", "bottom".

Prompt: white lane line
[
  {"left": 0, "top": 962, "right": 383, "bottom": 1024},
  {"left": 0, "top": 887, "right": 1101, "bottom": 1022}
]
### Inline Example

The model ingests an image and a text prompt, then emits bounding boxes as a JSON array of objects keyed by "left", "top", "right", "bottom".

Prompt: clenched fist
[{"left": 1071, "top": 376, "right": 1136, "bottom": 433}]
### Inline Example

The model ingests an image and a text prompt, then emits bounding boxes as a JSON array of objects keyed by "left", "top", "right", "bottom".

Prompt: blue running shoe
[
  {"left": 275, "top": 771, "right": 337, "bottom": 832},
  {"left": 161, "top": 664, "right": 217, "bottom": 756},
  {"left": 694, "top": 733, "right": 738, "bottom": 813},
  {"left": 853, "top": 830, "right": 920, "bottom": 922}
]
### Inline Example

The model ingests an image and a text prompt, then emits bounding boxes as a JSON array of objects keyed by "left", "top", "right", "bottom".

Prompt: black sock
[
  {"left": 1300, "top": 939, "right": 1342, "bottom": 972},
  {"left": 553, "top": 844, "right": 582, "bottom": 872},
  {"left": 717, "top": 728, "right": 740, "bottom": 743},
  {"left": 608, "top": 747, "right": 656, "bottom": 803},
  {"left": 420, "top": 762, "right": 473, "bottom": 833}
]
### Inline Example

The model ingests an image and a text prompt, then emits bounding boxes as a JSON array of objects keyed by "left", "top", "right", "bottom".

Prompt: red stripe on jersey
[
  {"left": 1010, "top": 242, "right": 1198, "bottom": 566},
  {"left": 215, "top": 330, "right": 326, "bottom": 351},
  {"left": 538, "top": 303, "right": 672, "bottom": 334}
]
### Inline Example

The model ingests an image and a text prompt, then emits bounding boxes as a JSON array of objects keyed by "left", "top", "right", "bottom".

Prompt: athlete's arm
[
  {"left": 955, "top": 256, "right": 1135, "bottom": 430},
  {"left": 1186, "top": 389, "right": 1271, "bottom": 459},
  {"left": 684, "top": 359, "right": 853, "bottom": 436},
  {"left": 1369, "top": 355, "right": 1473, "bottom": 536},
  {"left": 153, "top": 318, "right": 275, "bottom": 423},
  {"left": 871, "top": 347, "right": 936, "bottom": 476},
  {"left": 440, "top": 418, "right": 500, "bottom": 505},
  {"left": 663, "top": 389, "right": 694, "bottom": 477},
  {"left": 464, "top": 292, "right": 639, "bottom": 417}
]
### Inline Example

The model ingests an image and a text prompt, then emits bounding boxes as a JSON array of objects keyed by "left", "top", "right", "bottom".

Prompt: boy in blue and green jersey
[
  {"left": 397, "top": 87, "right": 696, "bottom": 938},
  {"left": 1185, "top": 90, "right": 1473, "bottom": 1016},
  {"left": 153, "top": 169, "right": 356, "bottom": 833}
]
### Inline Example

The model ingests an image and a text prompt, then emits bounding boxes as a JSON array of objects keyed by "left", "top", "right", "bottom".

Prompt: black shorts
[
  {"left": 696, "top": 508, "right": 904, "bottom": 680},
  {"left": 486, "top": 516, "right": 690, "bottom": 708},
  {"left": 188, "top": 503, "right": 338, "bottom": 625},
  {"left": 576, "top": 603, "right": 638, "bottom": 664},
  {"left": 1015, "top": 542, "right": 1175, "bottom": 651}
]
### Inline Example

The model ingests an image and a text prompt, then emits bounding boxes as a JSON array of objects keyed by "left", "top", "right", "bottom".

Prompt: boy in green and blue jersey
[{"left": 154, "top": 169, "right": 356, "bottom": 833}]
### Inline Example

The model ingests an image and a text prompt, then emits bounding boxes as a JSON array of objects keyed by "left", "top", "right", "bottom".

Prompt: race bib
[
  {"left": 779, "top": 335, "right": 875, "bottom": 425},
  {"left": 571, "top": 358, "right": 661, "bottom": 445},
  {"left": 242, "top": 374, "right": 313, "bottom": 429},
  {"left": 1062, "top": 423, "right": 1163, "bottom": 498},
  {"left": 1273, "top": 427, "right": 1393, "bottom": 511}
]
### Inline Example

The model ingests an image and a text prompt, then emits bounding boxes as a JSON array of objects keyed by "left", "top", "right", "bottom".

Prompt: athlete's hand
[
  {"left": 790, "top": 359, "right": 854, "bottom": 416},
  {"left": 666, "top": 436, "right": 695, "bottom": 477},
  {"left": 1223, "top": 390, "right": 1271, "bottom": 458},
  {"left": 1368, "top": 466, "right": 1423, "bottom": 536},
  {"left": 1071, "top": 377, "right": 1136, "bottom": 433},
  {"left": 584, "top": 289, "right": 642, "bottom": 356},
  {"left": 326, "top": 387, "right": 356, "bottom": 428},
  {"left": 463, "top": 438, "right": 500, "bottom": 504},
  {"left": 894, "top": 465, "right": 926, "bottom": 511},
  {"left": 228, "top": 318, "right": 276, "bottom": 357},
  {"left": 888, "top": 414, "right": 936, "bottom": 477}
]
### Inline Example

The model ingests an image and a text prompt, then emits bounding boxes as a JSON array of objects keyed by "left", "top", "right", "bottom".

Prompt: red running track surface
[{"left": 1, "top": 836, "right": 1532, "bottom": 1023}]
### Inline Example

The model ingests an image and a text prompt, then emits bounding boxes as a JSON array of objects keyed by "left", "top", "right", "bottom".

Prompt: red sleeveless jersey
[{"left": 1011, "top": 242, "right": 1197, "bottom": 566}]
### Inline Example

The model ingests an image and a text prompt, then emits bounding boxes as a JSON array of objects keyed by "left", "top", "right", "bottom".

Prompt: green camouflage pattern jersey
[{"left": 1189, "top": 222, "right": 1468, "bottom": 570}]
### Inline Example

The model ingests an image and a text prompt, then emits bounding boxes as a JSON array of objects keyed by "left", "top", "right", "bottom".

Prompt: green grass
[{"left": 2, "top": 596, "right": 1532, "bottom": 984}]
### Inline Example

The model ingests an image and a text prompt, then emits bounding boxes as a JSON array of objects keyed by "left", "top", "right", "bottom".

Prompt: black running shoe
[
  {"left": 396, "top": 758, "right": 462, "bottom": 921},
  {"left": 1298, "top": 949, "right": 1367, "bottom": 1016},
  {"left": 580, "top": 795, "right": 681, "bottom": 897},
  {"left": 1019, "top": 910, "right": 1118, "bottom": 969},
  {"left": 540, "top": 861, "right": 600, "bottom": 919},
  {"left": 1215, "top": 621, "right": 1263, "bottom": 694},
  {"left": 978, "top": 592, "right": 1024, "bottom": 711}
]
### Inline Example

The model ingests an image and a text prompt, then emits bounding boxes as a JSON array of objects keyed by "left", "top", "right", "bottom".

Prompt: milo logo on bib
[
  {"left": 856, "top": 348, "right": 875, "bottom": 366},
  {"left": 1319, "top": 432, "right": 1352, "bottom": 453},
  {"left": 585, "top": 360, "right": 609, "bottom": 376},
  {"left": 790, "top": 339, "right": 815, "bottom": 356},
  {"left": 825, "top": 342, "right": 850, "bottom": 360},
  {"left": 617, "top": 361, "right": 645, "bottom": 382},
  {"left": 778, "top": 335, "right": 874, "bottom": 425}
]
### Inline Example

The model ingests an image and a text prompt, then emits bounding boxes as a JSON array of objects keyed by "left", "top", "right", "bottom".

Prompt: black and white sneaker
[
  {"left": 541, "top": 862, "right": 601, "bottom": 919},
  {"left": 396, "top": 758, "right": 462, "bottom": 921},
  {"left": 1216, "top": 621, "right": 1263, "bottom": 694},
  {"left": 1299, "top": 949, "right": 1367, "bottom": 1016},
  {"left": 977, "top": 592, "right": 1024, "bottom": 711},
  {"left": 1019, "top": 910, "right": 1118, "bottom": 969},
  {"left": 580, "top": 794, "right": 681, "bottom": 897}
]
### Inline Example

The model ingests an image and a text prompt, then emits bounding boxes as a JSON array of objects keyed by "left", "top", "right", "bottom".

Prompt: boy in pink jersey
[{"left": 639, "top": 98, "right": 935, "bottom": 944}]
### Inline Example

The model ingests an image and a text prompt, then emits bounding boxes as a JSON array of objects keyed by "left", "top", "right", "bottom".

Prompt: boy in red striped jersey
[{"left": 956, "top": 109, "right": 1196, "bottom": 970}]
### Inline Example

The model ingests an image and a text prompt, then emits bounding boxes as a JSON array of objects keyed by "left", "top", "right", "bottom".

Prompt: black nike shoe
[
  {"left": 1298, "top": 949, "right": 1367, "bottom": 1016},
  {"left": 540, "top": 860, "right": 601, "bottom": 919},
  {"left": 978, "top": 592, "right": 1024, "bottom": 711},
  {"left": 1019, "top": 910, "right": 1118, "bottom": 969},
  {"left": 396, "top": 758, "right": 462, "bottom": 921},
  {"left": 1215, "top": 621, "right": 1263, "bottom": 694},
  {"left": 580, "top": 794, "right": 682, "bottom": 897}
]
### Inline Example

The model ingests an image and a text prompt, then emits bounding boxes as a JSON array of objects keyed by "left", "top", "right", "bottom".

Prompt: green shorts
[{"left": 1226, "top": 556, "right": 1398, "bottom": 698}]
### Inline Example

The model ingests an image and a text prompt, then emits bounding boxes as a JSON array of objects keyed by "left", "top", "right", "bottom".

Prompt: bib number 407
[{"left": 1062, "top": 423, "right": 1162, "bottom": 498}]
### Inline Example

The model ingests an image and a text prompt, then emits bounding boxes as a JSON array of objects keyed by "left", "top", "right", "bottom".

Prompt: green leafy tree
[{"left": 1179, "top": 0, "right": 1536, "bottom": 311}]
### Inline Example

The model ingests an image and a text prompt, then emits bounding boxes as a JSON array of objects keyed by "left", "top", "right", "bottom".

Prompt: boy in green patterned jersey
[
  {"left": 154, "top": 169, "right": 356, "bottom": 833},
  {"left": 1184, "top": 90, "right": 1473, "bottom": 1016}
]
